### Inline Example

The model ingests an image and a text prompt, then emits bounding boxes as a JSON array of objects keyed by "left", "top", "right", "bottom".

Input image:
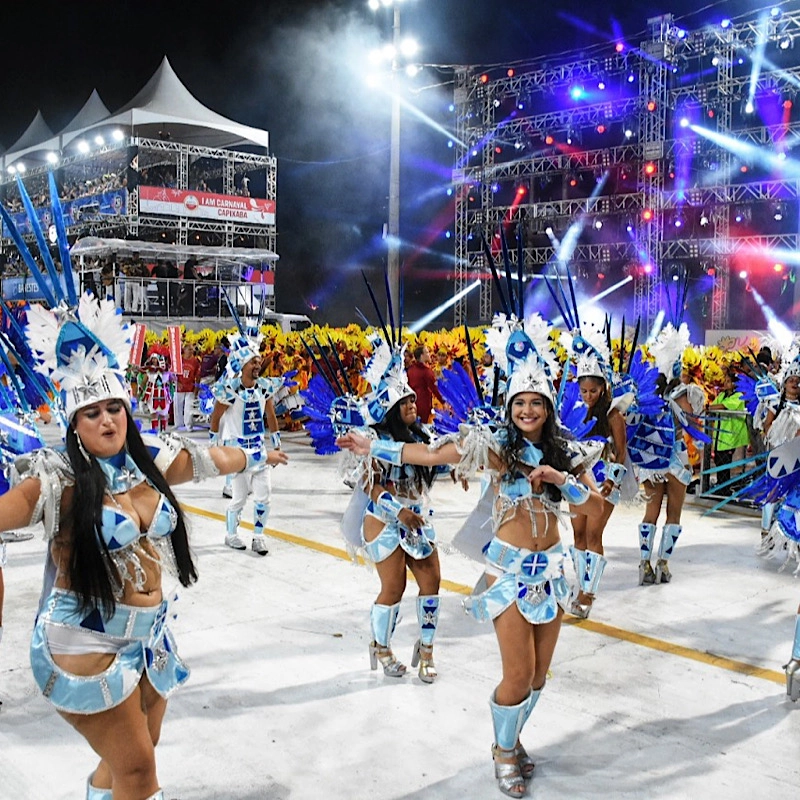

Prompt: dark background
[{"left": 0, "top": 0, "right": 765, "bottom": 326}]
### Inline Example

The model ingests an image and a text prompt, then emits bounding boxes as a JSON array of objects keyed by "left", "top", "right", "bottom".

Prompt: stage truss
[{"left": 452, "top": 8, "right": 800, "bottom": 329}]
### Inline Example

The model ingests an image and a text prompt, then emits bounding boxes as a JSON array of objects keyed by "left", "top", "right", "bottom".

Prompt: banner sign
[
  {"left": 167, "top": 325, "right": 183, "bottom": 375},
  {"left": 1, "top": 190, "right": 127, "bottom": 236},
  {"left": 0, "top": 271, "right": 82, "bottom": 302},
  {"left": 139, "top": 186, "right": 276, "bottom": 225},
  {"left": 130, "top": 323, "right": 146, "bottom": 367}
]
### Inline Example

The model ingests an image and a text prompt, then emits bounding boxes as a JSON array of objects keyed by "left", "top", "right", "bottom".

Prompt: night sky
[{"left": 0, "top": 0, "right": 767, "bottom": 326}]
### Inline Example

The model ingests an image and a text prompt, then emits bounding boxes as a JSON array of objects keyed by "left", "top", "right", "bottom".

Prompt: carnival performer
[
  {"left": 138, "top": 352, "right": 173, "bottom": 433},
  {"left": 0, "top": 174, "right": 289, "bottom": 800},
  {"left": 633, "top": 321, "right": 706, "bottom": 585},
  {"left": 338, "top": 321, "right": 604, "bottom": 798},
  {"left": 356, "top": 334, "right": 442, "bottom": 682},
  {"left": 563, "top": 327, "right": 628, "bottom": 618},
  {"left": 209, "top": 320, "right": 283, "bottom": 555}
]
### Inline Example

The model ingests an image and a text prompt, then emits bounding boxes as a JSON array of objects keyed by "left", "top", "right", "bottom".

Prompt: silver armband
[
  {"left": 558, "top": 473, "right": 591, "bottom": 505},
  {"left": 181, "top": 438, "right": 221, "bottom": 482}
]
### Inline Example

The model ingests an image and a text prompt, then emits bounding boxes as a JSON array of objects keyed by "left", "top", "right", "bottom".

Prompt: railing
[
  {"left": 698, "top": 408, "right": 760, "bottom": 504},
  {"left": 75, "top": 276, "right": 273, "bottom": 320}
]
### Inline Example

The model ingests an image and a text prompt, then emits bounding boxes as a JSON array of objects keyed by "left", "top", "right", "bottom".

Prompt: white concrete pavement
[{"left": 1, "top": 429, "right": 799, "bottom": 799}]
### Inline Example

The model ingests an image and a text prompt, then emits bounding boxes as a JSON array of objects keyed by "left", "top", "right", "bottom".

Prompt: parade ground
[{"left": 1, "top": 429, "right": 799, "bottom": 799}]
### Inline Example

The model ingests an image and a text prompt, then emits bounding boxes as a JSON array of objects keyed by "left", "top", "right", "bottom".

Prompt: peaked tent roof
[
  {"left": 2, "top": 56, "right": 269, "bottom": 167},
  {"left": 98, "top": 57, "right": 270, "bottom": 150},
  {"left": 6, "top": 110, "right": 55, "bottom": 154},
  {"left": 60, "top": 89, "right": 111, "bottom": 135}
]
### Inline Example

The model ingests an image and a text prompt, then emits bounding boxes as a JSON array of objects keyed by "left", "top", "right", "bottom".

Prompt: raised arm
[
  {"left": 0, "top": 478, "right": 44, "bottom": 532},
  {"left": 336, "top": 430, "right": 460, "bottom": 467},
  {"left": 164, "top": 443, "right": 289, "bottom": 485}
]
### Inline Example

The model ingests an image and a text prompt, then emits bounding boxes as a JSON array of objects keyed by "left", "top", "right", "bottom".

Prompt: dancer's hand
[
  {"left": 267, "top": 449, "right": 290, "bottom": 467},
  {"left": 527, "top": 464, "right": 566, "bottom": 494},
  {"left": 336, "top": 431, "right": 370, "bottom": 455},
  {"left": 398, "top": 507, "right": 425, "bottom": 530}
]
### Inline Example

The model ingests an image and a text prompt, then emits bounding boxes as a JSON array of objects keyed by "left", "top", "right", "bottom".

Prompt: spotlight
[
  {"left": 779, "top": 35, "right": 794, "bottom": 51},
  {"left": 544, "top": 134, "right": 554, "bottom": 145},
  {"left": 46, "top": 152, "right": 59, "bottom": 165},
  {"left": 598, "top": 80, "right": 606, "bottom": 90},
  {"left": 616, "top": 42, "right": 625, "bottom": 53},
  {"left": 627, "top": 72, "right": 636, "bottom": 83},
  {"left": 721, "top": 18, "right": 731, "bottom": 29},
  {"left": 594, "top": 219, "right": 603, "bottom": 230},
  {"left": 700, "top": 210, "right": 710, "bottom": 227},
  {"left": 774, "top": 263, "right": 785, "bottom": 272},
  {"left": 570, "top": 85, "right": 585, "bottom": 100},
  {"left": 646, "top": 99, "right": 657, "bottom": 112},
  {"left": 644, "top": 161, "right": 657, "bottom": 176},
  {"left": 507, "top": 68, "right": 515, "bottom": 77},
  {"left": 679, "top": 116, "right": 690, "bottom": 128},
  {"left": 642, "top": 208, "right": 654, "bottom": 222},
  {"left": 744, "top": 100, "right": 754, "bottom": 114},
  {"left": 739, "top": 270, "right": 748, "bottom": 279}
]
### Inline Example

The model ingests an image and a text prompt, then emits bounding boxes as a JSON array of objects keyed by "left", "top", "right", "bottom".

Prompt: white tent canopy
[{"left": 2, "top": 57, "right": 270, "bottom": 168}]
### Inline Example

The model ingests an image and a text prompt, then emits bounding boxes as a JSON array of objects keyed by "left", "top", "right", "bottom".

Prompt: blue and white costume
[
  {"left": 629, "top": 322, "right": 707, "bottom": 585},
  {"left": 212, "top": 334, "right": 283, "bottom": 554},
  {"left": 16, "top": 434, "right": 217, "bottom": 716}
]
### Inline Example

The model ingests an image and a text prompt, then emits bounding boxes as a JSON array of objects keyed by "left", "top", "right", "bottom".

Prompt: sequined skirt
[{"left": 30, "top": 588, "right": 189, "bottom": 715}]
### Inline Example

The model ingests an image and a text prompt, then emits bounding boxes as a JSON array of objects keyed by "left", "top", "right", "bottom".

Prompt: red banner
[
  {"left": 168, "top": 326, "right": 183, "bottom": 375},
  {"left": 130, "top": 323, "right": 146, "bottom": 367},
  {"left": 139, "top": 186, "right": 276, "bottom": 225}
]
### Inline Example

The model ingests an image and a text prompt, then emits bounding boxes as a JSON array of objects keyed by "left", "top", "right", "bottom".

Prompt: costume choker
[{"left": 97, "top": 451, "right": 146, "bottom": 494}]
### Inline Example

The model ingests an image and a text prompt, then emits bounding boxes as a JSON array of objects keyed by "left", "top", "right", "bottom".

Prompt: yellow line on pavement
[{"left": 184, "top": 503, "right": 785, "bottom": 687}]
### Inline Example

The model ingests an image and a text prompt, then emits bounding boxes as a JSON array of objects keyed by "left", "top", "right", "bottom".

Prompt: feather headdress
[
  {"left": 650, "top": 322, "right": 691, "bottom": 379},
  {"left": 221, "top": 290, "right": 267, "bottom": 376},
  {"left": 0, "top": 174, "right": 132, "bottom": 421},
  {"left": 356, "top": 270, "right": 413, "bottom": 425}
]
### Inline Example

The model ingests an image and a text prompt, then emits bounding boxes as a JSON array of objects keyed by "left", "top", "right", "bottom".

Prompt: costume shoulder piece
[{"left": 11, "top": 448, "right": 74, "bottom": 539}]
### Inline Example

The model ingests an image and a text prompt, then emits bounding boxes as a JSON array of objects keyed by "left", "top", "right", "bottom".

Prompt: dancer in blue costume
[
  {"left": 561, "top": 323, "right": 629, "bottom": 618},
  {"left": 0, "top": 175, "right": 289, "bottom": 800},
  {"left": 338, "top": 317, "right": 604, "bottom": 798},
  {"left": 209, "top": 301, "right": 285, "bottom": 555},
  {"left": 733, "top": 347, "right": 800, "bottom": 699}
]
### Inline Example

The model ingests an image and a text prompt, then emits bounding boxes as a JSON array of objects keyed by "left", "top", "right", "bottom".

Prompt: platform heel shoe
[
  {"left": 369, "top": 642, "right": 407, "bottom": 677},
  {"left": 411, "top": 594, "right": 440, "bottom": 682},
  {"left": 369, "top": 602, "right": 406, "bottom": 677},
  {"left": 489, "top": 691, "right": 534, "bottom": 797},
  {"left": 410, "top": 640, "right": 438, "bottom": 683}
]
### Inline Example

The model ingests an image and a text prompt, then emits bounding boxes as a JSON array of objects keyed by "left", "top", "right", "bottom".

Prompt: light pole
[
  {"left": 388, "top": 2, "right": 401, "bottom": 324},
  {"left": 369, "top": 0, "right": 414, "bottom": 323}
]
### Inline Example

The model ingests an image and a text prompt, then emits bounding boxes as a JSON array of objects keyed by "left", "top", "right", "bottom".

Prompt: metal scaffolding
[{"left": 452, "top": 7, "right": 800, "bottom": 330}]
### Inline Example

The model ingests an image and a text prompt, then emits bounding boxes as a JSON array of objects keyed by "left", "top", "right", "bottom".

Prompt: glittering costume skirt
[
  {"left": 464, "top": 538, "right": 570, "bottom": 625},
  {"left": 30, "top": 588, "right": 190, "bottom": 715},
  {"left": 362, "top": 503, "right": 436, "bottom": 563},
  {"left": 637, "top": 440, "right": 692, "bottom": 486}
]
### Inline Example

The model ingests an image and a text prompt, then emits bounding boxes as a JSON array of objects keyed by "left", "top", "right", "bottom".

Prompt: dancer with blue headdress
[
  {"left": 337, "top": 241, "right": 605, "bottom": 798},
  {"left": 725, "top": 344, "right": 800, "bottom": 700},
  {"left": 209, "top": 294, "right": 287, "bottom": 555},
  {"left": 630, "top": 272, "right": 708, "bottom": 585},
  {"left": 0, "top": 174, "right": 288, "bottom": 800}
]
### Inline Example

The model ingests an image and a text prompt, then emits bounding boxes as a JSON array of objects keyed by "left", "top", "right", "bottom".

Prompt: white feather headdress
[
  {"left": 561, "top": 322, "right": 611, "bottom": 381},
  {"left": 650, "top": 322, "right": 690, "bottom": 379},
  {"left": 361, "top": 333, "right": 413, "bottom": 424}
]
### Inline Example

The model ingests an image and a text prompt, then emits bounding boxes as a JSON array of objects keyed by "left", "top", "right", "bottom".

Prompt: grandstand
[{"left": 0, "top": 57, "right": 278, "bottom": 325}]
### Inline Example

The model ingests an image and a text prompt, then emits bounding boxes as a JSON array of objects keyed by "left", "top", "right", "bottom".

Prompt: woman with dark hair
[
  {"left": 6, "top": 395, "right": 287, "bottom": 800},
  {"left": 4, "top": 276, "right": 289, "bottom": 800},
  {"left": 565, "top": 333, "right": 629, "bottom": 619},
  {"left": 569, "top": 371, "right": 627, "bottom": 617},
  {"left": 357, "top": 374, "right": 441, "bottom": 683},
  {"left": 338, "top": 325, "right": 604, "bottom": 798}
]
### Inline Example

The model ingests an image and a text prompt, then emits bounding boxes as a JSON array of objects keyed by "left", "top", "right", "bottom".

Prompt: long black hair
[
  {"left": 579, "top": 375, "right": 611, "bottom": 439},
  {"left": 372, "top": 398, "right": 435, "bottom": 491},
  {"left": 65, "top": 408, "right": 197, "bottom": 616},
  {"left": 502, "top": 395, "right": 572, "bottom": 503}
]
